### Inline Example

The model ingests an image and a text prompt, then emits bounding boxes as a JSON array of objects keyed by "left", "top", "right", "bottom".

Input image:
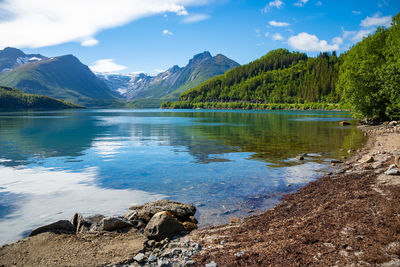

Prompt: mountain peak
[
  {"left": 188, "top": 51, "right": 212, "bottom": 65},
  {"left": 0, "top": 47, "right": 26, "bottom": 58}
]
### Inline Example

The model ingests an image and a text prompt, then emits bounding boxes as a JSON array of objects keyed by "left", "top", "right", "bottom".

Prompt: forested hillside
[
  {"left": 174, "top": 49, "right": 340, "bottom": 104},
  {"left": 0, "top": 86, "right": 82, "bottom": 110}
]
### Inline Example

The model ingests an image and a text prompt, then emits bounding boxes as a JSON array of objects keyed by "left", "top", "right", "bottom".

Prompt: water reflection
[
  {"left": 0, "top": 109, "right": 366, "bottom": 245},
  {"left": 0, "top": 165, "right": 165, "bottom": 245}
]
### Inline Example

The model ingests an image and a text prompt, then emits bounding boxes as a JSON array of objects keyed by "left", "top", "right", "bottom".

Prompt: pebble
[
  {"left": 206, "top": 261, "right": 218, "bottom": 267},
  {"left": 133, "top": 253, "right": 145, "bottom": 263},
  {"left": 234, "top": 251, "right": 245, "bottom": 258},
  {"left": 147, "top": 253, "right": 157, "bottom": 262}
]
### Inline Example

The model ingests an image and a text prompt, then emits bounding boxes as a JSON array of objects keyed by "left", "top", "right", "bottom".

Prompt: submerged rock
[
  {"left": 144, "top": 211, "right": 186, "bottom": 241},
  {"left": 340, "top": 121, "right": 351, "bottom": 126},
  {"left": 30, "top": 220, "right": 75, "bottom": 237},
  {"left": 129, "top": 199, "right": 196, "bottom": 223}
]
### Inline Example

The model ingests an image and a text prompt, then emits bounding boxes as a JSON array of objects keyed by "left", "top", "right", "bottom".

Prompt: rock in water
[
  {"left": 144, "top": 211, "right": 185, "bottom": 241},
  {"left": 29, "top": 220, "right": 75, "bottom": 237},
  {"left": 339, "top": 121, "right": 351, "bottom": 126},
  {"left": 129, "top": 199, "right": 196, "bottom": 222}
]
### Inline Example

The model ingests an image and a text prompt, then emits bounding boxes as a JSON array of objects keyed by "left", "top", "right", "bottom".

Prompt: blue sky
[{"left": 0, "top": 0, "right": 398, "bottom": 74}]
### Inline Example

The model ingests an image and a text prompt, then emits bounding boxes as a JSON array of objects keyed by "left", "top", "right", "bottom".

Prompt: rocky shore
[{"left": 0, "top": 121, "right": 399, "bottom": 266}]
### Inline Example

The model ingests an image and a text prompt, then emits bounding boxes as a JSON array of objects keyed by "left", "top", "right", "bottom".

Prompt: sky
[{"left": 0, "top": 0, "right": 398, "bottom": 74}]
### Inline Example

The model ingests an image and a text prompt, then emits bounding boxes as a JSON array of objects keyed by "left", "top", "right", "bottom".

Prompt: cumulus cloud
[
  {"left": 182, "top": 14, "right": 210, "bottom": 23},
  {"left": 294, "top": 0, "right": 309, "bottom": 7},
  {"left": 361, "top": 13, "right": 392, "bottom": 28},
  {"left": 162, "top": 29, "right": 174, "bottom": 35},
  {"left": 81, "top": 38, "right": 99, "bottom": 47},
  {"left": 262, "top": 0, "right": 284, "bottom": 13},
  {"left": 352, "top": 29, "right": 374, "bottom": 42},
  {"left": 89, "top": 59, "right": 127, "bottom": 73},
  {"left": 0, "top": 0, "right": 206, "bottom": 49},
  {"left": 269, "top": 20, "right": 290, "bottom": 27},
  {"left": 288, "top": 32, "right": 339, "bottom": 52},
  {"left": 272, "top": 33, "right": 284, "bottom": 41},
  {"left": 332, "top": 36, "right": 343, "bottom": 45}
]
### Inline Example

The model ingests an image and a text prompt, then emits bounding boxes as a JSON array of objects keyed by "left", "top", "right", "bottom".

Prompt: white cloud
[
  {"left": 316, "top": 1, "right": 322, "bottom": 6},
  {"left": 81, "top": 38, "right": 99, "bottom": 47},
  {"left": 89, "top": 59, "right": 127, "bottom": 73},
  {"left": 265, "top": 32, "right": 270, "bottom": 37},
  {"left": 294, "top": 0, "right": 309, "bottom": 7},
  {"left": 262, "top": 0, "right": 284, "bottom": 13},
  {"left": 269, "top": 20, "right": 290, "bottom": 27},
  {"left": 272, "top": 33, "right": 284, "bottom": 41},
  {"left": 0, "top": 0, "right": 206, "bottom": 49},
  {"left": 288, "top": 32, "right": 339, "bottom": 52},
  {"left": 352, "top": 10, "right": 361, "bottom": 15},
  {"left": 352, "top": 29, "right": 374, "bottom": 42},
  {"left": 332, "top": 36, "right": 343, "bottom": 45},
  {"left": 162, "top": 29, "right": 174, "bottom": 35},
  {"left": 182, "top": 13, "right": 210, "bottom": 23},
  {"left": 361, "top": 13, "right": 392, "bottom": 28},
  {"left": 0, "top": 165, "right": 166, "bottom": 244}
]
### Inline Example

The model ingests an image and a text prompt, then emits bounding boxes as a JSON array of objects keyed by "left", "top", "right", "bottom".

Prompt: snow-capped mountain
[
  {"left": 0, "top": 47, "right": 47, "bottom": 72},
  {"left": 96, "top": 51, "right": 240, "bottom": 100}
]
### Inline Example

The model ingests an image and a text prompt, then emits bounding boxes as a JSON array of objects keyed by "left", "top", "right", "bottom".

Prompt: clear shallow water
[{"left": 0, "top": 109, "right": 366, "bottom": 245}]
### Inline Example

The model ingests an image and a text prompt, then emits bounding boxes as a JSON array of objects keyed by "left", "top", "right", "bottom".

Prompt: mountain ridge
[{"left": 96, "top": 51, "right": 240, "bottom": 101}]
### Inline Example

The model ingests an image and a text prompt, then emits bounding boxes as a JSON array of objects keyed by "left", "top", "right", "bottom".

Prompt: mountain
[
  {"left": 0, "top": 86, "right": 82, "bottom": 110},
  {"left": 175, "top": 49, "right": 340, "bottom": 104},
  {"left": 0, "top": 49, "right": 116, "bottom": 106},
  {"left": 96, "top": 51, "right": 240, "bottom": 101},
  {"left": 0, "top": 47, "right": 47, "bottom": 73}
]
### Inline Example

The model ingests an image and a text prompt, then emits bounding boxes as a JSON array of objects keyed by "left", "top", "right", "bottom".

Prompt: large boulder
[
  {"left": 129, "top": 200, "right": 196, "bottom": 223},
  {"left": 29, "top": 220, "right": 75, "bottom": 237},
  {"left": 144, "top": 211, "right": 186, "bottom": 241}
]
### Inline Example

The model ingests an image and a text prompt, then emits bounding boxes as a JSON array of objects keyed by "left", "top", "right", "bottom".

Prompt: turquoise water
[{"left": 0, "top": 109, "right": 366, "bottom": 244}]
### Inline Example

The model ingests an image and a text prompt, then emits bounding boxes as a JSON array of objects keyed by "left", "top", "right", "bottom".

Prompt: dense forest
[
  {"left": 0, "top": 86, "right": 82, "bottom": 110},
  {"left": 163, "top": 12, "right": 400, "bottom": 120},
  {"left": 167, "top": 48, "right": 340, "bottom": 104}
]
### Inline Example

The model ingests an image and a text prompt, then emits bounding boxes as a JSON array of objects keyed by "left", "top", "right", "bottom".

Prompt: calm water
[{"left": 0, "top": 109, "right": 366, "bottom": 245}]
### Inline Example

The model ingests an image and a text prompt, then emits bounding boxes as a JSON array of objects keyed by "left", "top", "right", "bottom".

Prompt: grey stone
[
  {"left": 205, "top": 262, "right": 217, "bottom": 267},
  {"left": 129, "top": 199, "right": 196, "bottom": 223},
  {"left": 157, "top": 258, "right": 171, "bottom": 266},
  {"left": 389, "top": 121, "right": 397, "bottom": 126},
  {"left": 85, "top": 214, "right": 105, "bottom": 232},
  {"left": 234, "top": 251, "right": 245, "bottom": 258},
  {"left": 122, "top": 209, "right": 138, "bottom": 220},
  {"left": 331, "top": 159, "right": 344, "bottom": 164},
  {"left": 102, "top": 216, "right": 132, "bottom": 231},
  {"left": 172, "top": 248, "right": 182, "bottom": 256},
  {"left": 148, "top": 253, "right": 157, "bottom": 262},
  {"left": 385, "top": 167, "right": 400, "bottom": 175},
  {"left": 70, "top": 212, "right": 84, "bottom": 232},
  {"left": 134, "top": 252, "right": 145, "bottom": 263},
  {"left": 29, "top": 220, "right": 75, "bottom": 237},
  {"left": 144, "top": 211, "right": 185, "bottom": 241},
  {"left": 359, "top": 155, "right": 374, "bottom": 164},
  {"left": 186, "top": 260, "right": 195, "bottom": 266}
]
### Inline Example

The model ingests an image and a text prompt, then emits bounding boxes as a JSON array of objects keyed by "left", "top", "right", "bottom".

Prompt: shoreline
[
  {"left": 1, "top": 121, "right": 399, "bottom": 266},
  {"left": 189, "top": 121, "right": 400, "bottom": 266}
]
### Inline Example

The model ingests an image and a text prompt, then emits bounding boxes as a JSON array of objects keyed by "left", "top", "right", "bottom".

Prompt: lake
[{"left": 0, "top": 109, "right": 366, "bottom": 245}]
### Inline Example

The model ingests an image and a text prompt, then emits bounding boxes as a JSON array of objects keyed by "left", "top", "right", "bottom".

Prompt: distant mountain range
[
  {"left": 0, "top": 47, "right": 239, "bottom": 108},
  {"left": 0, "top": 48, "right": 115, "bottom": 106},
  {"left": 96, "top": 51, "right": 240, "bottom": 101}
]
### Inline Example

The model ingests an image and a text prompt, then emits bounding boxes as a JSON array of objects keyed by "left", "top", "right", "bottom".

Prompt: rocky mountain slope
[
  {"left": 97, "top": 51, "right": 240, "bottom": 101},
  {"left": 0, "top": 49, "right": 116, "bottom": 106}
]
